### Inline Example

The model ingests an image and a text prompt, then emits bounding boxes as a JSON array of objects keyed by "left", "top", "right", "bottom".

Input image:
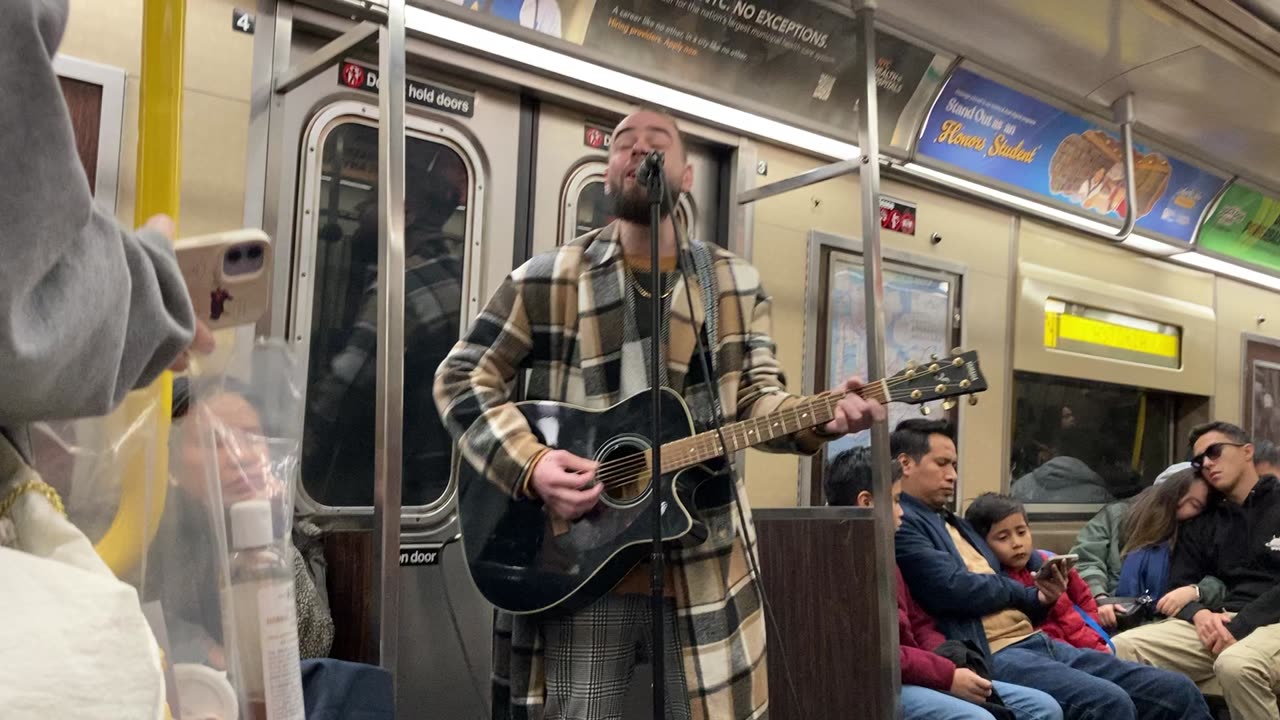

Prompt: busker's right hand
[
  {"left": 1035, "top": 565, "right": 1068, "bottom": 605},
  {"left": 949, "top": 667, "right": 992, "bottom": 704},
  {"left": 1097, "top": 601, "right": 1119, "bottom": 629},
  {"left": 530, "top": 449, "right": 601, "bottom": 520}
]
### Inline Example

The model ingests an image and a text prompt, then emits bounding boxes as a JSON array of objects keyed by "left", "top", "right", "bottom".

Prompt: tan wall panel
[
  {"left": 1015, "top": 221, "right": 1216, "bottom": 397},
  {"left": 1213, "top": 278, "right": 1280, "bottom": 425},
  {"left": 184, "top": 0, "right": 255, "bottom": 102},
  {"left": 56, "top": 1, "right": 249, "bottom": 239},
  {"left": 63, "top": 0, "right": 144, "bottom": 76},
  {"left": 1020, "top": 221, "right": 1215, "bottom": 307},
  {"left": 179, "top": 92, "right": 250, "bottom": 237},
  {"left": 745, "top": 145, "right": 1018, "bottom": 507}
]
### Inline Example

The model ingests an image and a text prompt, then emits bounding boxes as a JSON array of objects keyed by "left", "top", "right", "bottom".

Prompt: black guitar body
[{"left": 456, "top": 387, "right": 716, "bottom": 616}]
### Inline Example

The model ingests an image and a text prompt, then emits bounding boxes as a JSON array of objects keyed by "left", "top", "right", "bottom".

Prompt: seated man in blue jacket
[{"left": 893, "top": 418, "right": 1210, "bottom": 720}]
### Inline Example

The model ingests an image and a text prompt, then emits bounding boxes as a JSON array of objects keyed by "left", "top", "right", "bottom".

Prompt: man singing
[{"left": 434, "top": 108, "right": 884, "bottom": 720}]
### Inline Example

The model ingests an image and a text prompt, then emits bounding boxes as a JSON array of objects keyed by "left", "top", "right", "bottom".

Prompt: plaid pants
[{"left": 542, "top": 594, "right": 692, "bottom": 720}]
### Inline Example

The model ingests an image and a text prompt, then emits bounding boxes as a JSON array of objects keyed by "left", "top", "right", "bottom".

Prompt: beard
[{"left": 606, "top": 175, "right": 676, "bottom": 225}]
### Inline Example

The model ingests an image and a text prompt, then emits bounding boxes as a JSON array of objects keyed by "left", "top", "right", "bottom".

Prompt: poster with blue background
[{"left": 917, "top": 68, "right": 1226, "bottom": 243}]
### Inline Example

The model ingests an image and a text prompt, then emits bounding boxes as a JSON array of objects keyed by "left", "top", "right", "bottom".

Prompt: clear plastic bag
[
  {"left": 30, "top": 384, "right": 168, "bottom": 584},
  {"left": 141, "top": 337, "right": 310, "bottom": 720}
]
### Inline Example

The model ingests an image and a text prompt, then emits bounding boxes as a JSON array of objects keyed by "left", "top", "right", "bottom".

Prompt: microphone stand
[{"left": 640, "top": 150, "right": 667, "bottom": 720}]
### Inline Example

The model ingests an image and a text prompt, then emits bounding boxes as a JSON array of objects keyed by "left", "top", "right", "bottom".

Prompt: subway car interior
[{"left": 30, "top": 0, "right": 1280, "bottom": 717}]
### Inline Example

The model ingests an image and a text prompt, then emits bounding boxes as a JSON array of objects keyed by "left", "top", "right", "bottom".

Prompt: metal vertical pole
[
  {"left": 853, "top": 3, "right": 902, "bottom": 717},
  {"left": 374, "top": 0, "right": 407, "bottom": 683}
]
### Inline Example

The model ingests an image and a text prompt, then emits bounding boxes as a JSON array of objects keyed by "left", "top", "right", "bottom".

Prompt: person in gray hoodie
[
  {"left": 0, "top": 0, "right": 212, "bottom": 456},
  {"left": 1011, "top": 456, "right": 1117, "bottom": 504}
]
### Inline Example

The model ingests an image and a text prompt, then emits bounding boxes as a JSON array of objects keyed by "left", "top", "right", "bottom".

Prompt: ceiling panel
[
  {"left": 1090, "top": 47, "right": 1280, "bottom": 187},
  {"left": 879, "top": 0, "right": 1199, "bottom": 98}
]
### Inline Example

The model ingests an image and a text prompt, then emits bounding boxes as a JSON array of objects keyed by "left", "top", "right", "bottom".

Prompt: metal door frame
[{"left": 289, "top": 100, "right": 488, "bottom": 522}]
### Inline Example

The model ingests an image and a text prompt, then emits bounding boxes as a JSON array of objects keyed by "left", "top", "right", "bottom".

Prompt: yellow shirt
[{"left": 944, "top": 522, "right": 1036, "bottom": 653}]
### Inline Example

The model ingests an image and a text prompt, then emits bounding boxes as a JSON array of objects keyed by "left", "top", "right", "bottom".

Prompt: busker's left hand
[{"left": 821, "top": 376, "right": 887, "bottom": 436}]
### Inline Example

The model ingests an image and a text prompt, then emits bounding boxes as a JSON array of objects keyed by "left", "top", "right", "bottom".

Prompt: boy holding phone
[
  {"left": 825, "top": 449, "right": 1063, "bottom": 720},
  {"left": 966, "top": 493, "right": 1110, "bottom": 653}
]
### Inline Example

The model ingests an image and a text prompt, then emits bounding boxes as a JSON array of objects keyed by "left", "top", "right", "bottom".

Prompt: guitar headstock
[{"left": 882, "top": 349, "right": 988, "bottom": 413}]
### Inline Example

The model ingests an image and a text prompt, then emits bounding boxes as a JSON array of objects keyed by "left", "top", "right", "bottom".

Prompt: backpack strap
[{"left": 1074, "top": 604, "right": 1116, "bottom": 653}]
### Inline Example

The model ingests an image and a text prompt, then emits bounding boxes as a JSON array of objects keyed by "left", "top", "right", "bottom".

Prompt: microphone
[{"left": 635, "top": 150, "right": 665, "bottom": 188}]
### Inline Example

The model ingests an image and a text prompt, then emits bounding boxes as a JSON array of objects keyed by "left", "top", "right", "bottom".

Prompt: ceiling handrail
[{"left": 1094, "top": 93, "right": 1138, "bottom": 244}]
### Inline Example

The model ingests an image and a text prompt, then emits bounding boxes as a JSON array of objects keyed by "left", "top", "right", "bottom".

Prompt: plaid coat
[{"left": 434, "top": 222, "right": 829, "bottom": 720}]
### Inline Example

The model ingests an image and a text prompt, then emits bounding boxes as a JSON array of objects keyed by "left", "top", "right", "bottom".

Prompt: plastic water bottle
[{"left": 225, "top": 499, "right": 305, "bottom": 720}]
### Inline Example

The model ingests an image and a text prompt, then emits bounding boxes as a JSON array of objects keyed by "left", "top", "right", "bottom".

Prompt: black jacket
[{"left": 1170, "top": 475, "right": 1280, "bottom": 638}]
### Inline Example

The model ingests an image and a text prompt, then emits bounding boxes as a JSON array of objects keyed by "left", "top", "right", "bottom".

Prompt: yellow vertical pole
[
  {"left": 94, "top": 0, "right": 185, "bottom": 577},
  {"left": 135, "top": 0, "right": 185, "bottom": 226}
]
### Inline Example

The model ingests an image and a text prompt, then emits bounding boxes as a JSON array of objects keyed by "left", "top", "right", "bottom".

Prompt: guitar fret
[{"left": 660, "top": 377, "right": 913, "bottom": 474}]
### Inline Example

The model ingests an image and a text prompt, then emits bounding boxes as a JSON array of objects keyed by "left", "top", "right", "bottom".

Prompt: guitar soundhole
[{"left": 596, "top": 436, "right": 651, "bottom": 509}]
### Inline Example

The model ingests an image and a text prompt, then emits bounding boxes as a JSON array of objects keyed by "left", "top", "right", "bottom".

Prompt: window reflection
[
  {"left": 1010, "top": 371, "right": 1172, "bottom": 506},
  {"left": 567, "top": 179, "right": 696, "bottom": 243},
  {"left": 574, "top": 181, "right": 611, "bottom": 238},
  {"left": 303, "top": 123, "right": 468, "bottom": 508}
]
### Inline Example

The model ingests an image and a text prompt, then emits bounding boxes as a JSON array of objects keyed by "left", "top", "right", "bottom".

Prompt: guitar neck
[{"left": 659, "top": 379, "right": 890, "bottom": 473}]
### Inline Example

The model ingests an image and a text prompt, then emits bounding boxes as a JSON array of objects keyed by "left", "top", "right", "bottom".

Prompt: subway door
[
  {"left": 530, "top": 104, "right": 722, "bottom": 255},
  {"left": 288, "top": 78, "right": 520, "bottom": 717}
]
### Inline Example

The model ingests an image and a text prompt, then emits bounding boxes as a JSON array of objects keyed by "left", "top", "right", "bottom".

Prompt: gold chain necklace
[{"left": 628, "top": 266, "right": 676, "bottom": 299}]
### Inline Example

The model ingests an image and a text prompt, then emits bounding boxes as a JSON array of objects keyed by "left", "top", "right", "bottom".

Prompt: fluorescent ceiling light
[
  {"left": 1172, "top": 251, "right": 1280, "bottom": 290},
  {"left": 405, "top": 7, "right": 859, "bottom": 160}
]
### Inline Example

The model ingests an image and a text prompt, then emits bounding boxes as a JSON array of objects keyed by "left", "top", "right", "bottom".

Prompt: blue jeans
[
  {"left": 993, "top": 633, "right": 1211, "bottom": 720},
  {"left": 903, "top": 681, "right": 1063, "bottom": 720}
]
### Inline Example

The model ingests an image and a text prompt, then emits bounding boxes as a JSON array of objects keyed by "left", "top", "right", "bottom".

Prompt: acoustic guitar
[{"left": 455, "top": 350, "right": 989, "bottom": 614}]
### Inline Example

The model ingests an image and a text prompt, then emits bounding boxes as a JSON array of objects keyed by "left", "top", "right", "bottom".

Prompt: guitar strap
[{"left": 686, "top": 239, "right": 719, "bottom": 382}]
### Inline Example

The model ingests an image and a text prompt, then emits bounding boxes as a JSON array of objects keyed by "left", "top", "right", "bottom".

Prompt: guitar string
[
  {"left": 586, "top": 381, "right": 937, "bottom": 490},
  {"left": 586, "top": 371, "right": 973, "bottom": 491},
  {"left": 586, "top": 391, "right": 852, "bottom": 488},
  {"left": 579, "top": 369, "right": 971, "bottom": 490},
  {"left": 583, "top": 381, "right": 912, "bottom": 488}
]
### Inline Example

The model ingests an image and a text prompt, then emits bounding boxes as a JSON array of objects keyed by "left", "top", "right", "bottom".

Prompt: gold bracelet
[
  {"left": 0, "top": 479, "right": 67, "bottom": 519},
  {"left": 519, "top": 446, "right": 553, "bottom": 500}
]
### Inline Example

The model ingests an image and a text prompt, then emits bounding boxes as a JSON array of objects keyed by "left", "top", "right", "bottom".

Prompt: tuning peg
[
  {"left": 951, "top": 347, "right": 963, "bottom": 355},
  {"left": 952, "top": 357, "right": 964, "bottom": 367},
  {"left": 910, "top": 389, "right": 922, "bottom": 400},
  {"left": 930, "top": 353, "right": 939, "bottom": 361},
  {"left": 942, "top": 399, "right": 957, "bottom": 411},
  {"left": 928, "top": 363, "right": 941, "bottom": 373},
  {"left": 968, "top": 395, "right": 979, "bottom": 406},
  {"left": 935, "top": 384, "right": 947, "bottom": 394},
  {"left": 920, "top": 406, "right": 932, "bottom": 416},
  {"left": 960, "top": 379, "right": 971, "bottom": 389}
]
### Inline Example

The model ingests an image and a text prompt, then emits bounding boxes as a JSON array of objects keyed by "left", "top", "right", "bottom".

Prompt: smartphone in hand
[
  {"left": 1036, "top": 553, "right": 1078, "bottom": 580},
  {"left": 174, "top": 229, "right": 272, "bottom": 330}
]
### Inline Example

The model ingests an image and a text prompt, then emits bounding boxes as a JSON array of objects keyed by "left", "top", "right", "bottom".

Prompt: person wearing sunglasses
[{"left": 1113, "top": 422, "right": 1280, "bottom": 720}]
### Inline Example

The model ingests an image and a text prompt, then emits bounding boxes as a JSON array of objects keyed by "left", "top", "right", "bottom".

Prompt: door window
[
  {"left": 1011, "top": 371, "right": 1176, "bottom": 508},
  {"left": 301, "top": 121, "right": 470, "bottom": 509},
  {"left": 561, "top": 164, "right": 697, "bottom": 245}
]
